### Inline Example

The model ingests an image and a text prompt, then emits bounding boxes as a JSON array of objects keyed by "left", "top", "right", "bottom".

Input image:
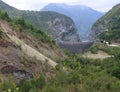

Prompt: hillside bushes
[
  {"left": 0, "top": 10, "right": 10, "bottom": 21},
  {"left": 0, "top": 9, "right": 54, "bottom": 44},
  {"left": 99, "top": 29, "right": 120, "bottom": 42},
  {"left": 0, "top": 45, "right": 120, "bottom": 92},
  {"left": 18, "top": 75, "right": 46, "bottom": 92}
]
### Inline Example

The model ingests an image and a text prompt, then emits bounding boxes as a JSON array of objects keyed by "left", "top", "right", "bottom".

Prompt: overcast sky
[{"left": 2, "top": 0, "right": 120, "bottom": 12}]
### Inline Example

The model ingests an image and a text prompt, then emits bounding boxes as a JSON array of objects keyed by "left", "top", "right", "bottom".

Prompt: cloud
[{"left": 2, "top": 0, "right": 120, "bottom": 11}]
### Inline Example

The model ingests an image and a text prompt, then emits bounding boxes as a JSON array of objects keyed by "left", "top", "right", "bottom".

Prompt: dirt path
[
  {"left": 0, "top": 21, "right": 57, "bottom": 67},
  {"left": 83, "top": 51, "right": 111, "bottom": 59},
  {"left": 108, "top": 44, "right": 120, "bottom": 47}
]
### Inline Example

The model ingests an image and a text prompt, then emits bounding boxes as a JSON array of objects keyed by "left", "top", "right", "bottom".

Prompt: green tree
[
  {"left": 34, "top": 74, "right": 46, "bottom": 89},
  {"left": 19, "top": 79, "right": 33, "bottom": 92}
]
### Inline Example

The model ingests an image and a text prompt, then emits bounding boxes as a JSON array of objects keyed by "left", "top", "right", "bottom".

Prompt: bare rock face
[
  {"left": 45, "top": 17, "right": 80, "bottom": 42},
  {"left": 42, "top": 3, "right": 104, "bottom": 41},
  {"left": 13, "top": 70, "right": 33, "bottom": 80},
  {"left": 0, "top": 65, "right": 33, "bottom": 80},
  {"left": 90, "top": 24, "right": 104, "bottom": 40}
]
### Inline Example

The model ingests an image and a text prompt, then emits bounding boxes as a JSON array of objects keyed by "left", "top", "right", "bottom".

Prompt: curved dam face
[{"left": 57, "top": 41, "right": 94, "bottom": 53}]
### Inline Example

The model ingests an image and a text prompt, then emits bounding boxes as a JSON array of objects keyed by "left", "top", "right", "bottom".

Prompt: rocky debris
[
  {"left": 0, "top": 40, "right": 13, "bottom": 47},
  {"left": 13, "top": 70, "right": 33, "bottom": 80},
  {"left": 0, "top": 65, "right": 18, "bottom": 74},
  {"left": 0, "top": 65, "right": 33, "bottom": 80},
  {"left": 52, "top": 17, "right": 80, "bottom": 42}
]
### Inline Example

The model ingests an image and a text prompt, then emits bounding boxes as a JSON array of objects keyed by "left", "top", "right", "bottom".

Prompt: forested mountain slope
[{"left": 92, "top": 4, "right": 120, "bottom": 43}]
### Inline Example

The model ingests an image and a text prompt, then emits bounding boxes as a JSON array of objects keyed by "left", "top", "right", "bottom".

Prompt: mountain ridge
[
  {"left": 42, "top": 3, "right": 104, "bottom": 41},
  {"left": 0, "top": 0, "right": 80, "bottom": 42}
]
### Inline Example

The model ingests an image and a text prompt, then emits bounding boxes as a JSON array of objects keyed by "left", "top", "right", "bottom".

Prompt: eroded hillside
[{"left": 0, "top": 10, "right": 66, "bottom": 84}]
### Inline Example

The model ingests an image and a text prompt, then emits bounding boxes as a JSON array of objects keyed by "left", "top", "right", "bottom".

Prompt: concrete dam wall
[{"left": 57, "top": 41, "right": 94, "bottom": 53}]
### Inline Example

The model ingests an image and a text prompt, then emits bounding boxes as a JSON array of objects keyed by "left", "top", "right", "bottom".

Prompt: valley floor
[{"left": 83, "top": 50, "right": 111, "bottom": 59}]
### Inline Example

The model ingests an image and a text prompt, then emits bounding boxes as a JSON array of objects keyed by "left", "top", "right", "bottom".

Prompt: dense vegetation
[
  {"left": 92, "top": 4, "right": 120, "bottom": 42},
  {"left": 0, "top": 9, "right": 10, "bottom": 21},
  {"left": 98, "top": 29, "right": 120, "bottom": 42}
]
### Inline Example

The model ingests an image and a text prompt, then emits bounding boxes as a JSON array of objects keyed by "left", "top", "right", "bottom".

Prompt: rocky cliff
[{"left": 42, "top": 3, "right": 103, "bottom": 41}]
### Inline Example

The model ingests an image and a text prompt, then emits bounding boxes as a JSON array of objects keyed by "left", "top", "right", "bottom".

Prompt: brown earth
[{"left": 83, "top": 50, "right": 111, "bottom": 59}]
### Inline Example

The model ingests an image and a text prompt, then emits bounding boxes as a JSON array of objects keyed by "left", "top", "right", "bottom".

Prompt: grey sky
[{"left": 2, "top": 0, "right": 120, "bottom": 12}]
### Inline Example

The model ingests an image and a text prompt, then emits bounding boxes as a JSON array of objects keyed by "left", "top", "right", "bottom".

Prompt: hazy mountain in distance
[
  {"left": 42, "top": 3, "right": 104, "bottom": 41},
  {"left": 0, "top": 0, "right": 80, "bottom": 42}
]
